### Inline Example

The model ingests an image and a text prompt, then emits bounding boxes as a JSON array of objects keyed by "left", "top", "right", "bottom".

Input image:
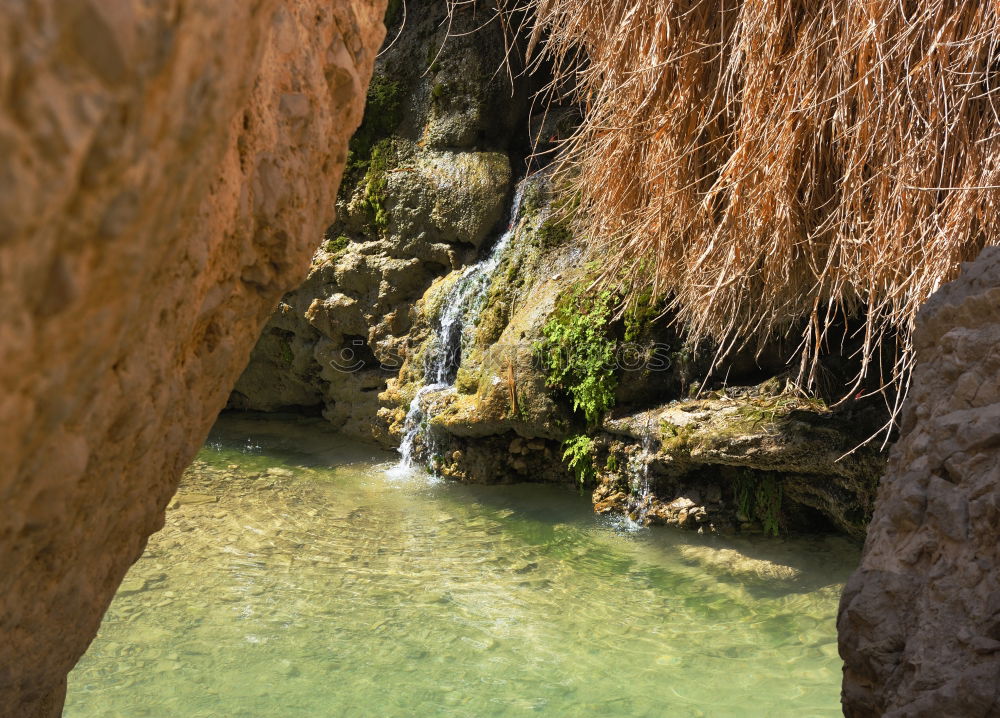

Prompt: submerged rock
[{"left": 676, "top": 545, "right": 801, "bottom": 582}]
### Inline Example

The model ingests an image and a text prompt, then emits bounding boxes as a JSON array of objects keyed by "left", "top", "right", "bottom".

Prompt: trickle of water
[
  {"left": 396, "top": 180, "right": 530, "bottom": 469},
  {"left": 625, "top": 422, "right": 657, "bottom": 528}
]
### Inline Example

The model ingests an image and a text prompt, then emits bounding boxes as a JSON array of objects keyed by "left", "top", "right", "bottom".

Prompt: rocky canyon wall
[
  {"left": 839, "top": 246, "right": 1000, "bottom": 716},
  {"left": 0, "top": 1, "right": 384, "bottom": 715}
]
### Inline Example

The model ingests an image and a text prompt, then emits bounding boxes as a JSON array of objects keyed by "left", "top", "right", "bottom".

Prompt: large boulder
[
  {"left": 0, "top": 1, "right": 384, "bottom": 715},
  {"left": 839, "top": 246, "right": 1000, "bottom": 716}
]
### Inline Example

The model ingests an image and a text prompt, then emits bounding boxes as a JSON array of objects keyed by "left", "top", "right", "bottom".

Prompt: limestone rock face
[
  {"left": 839, "top": 246, "right": 1000, "bottom": 716},
  {"left": 230, "top": 0, "right": 529, "bottom": 440},
  {"left": 0, "top": 1, "right": 384, "bottom": 715}
]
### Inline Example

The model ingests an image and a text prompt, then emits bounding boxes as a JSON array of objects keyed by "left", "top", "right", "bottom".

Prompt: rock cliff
[
  {"left": 839, "top": 246, "right": 1000, "bottom": 715},
  {"left": 229, "top": 0, "right": 531, "bottom": 438},
  {"left": 0, "top": 1, "right": 384, "bottom": 715}
]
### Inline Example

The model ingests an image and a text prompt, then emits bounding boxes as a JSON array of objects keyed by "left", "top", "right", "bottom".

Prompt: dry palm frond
[{"left": 459, "top": 0, "right": 1000, "bottom": 425}]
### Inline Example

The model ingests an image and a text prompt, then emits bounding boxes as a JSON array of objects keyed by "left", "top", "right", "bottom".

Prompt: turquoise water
[{"left": 66, "top": 415, "right": 855, "bottom": 717}]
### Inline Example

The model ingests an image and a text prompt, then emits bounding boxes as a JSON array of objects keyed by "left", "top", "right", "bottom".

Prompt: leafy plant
[
  {"left": 734, "top": 472, "right": 783, "bottom": 537},
  {"left": 562, "top": 434, "right": 595, "bottom": 486},
  {"left": 535, "top": 287, "right": 617, "bottom": 426},
  {"left": 605, "top": 453, "right": 619, "bottom": 472}
]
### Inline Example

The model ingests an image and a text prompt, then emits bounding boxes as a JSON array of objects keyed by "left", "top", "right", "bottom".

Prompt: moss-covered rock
[
  {"left": 229, "top": 0, "right": 530, "bottom": 444},
  {"left": 592, "top": 385, "right": 887, "bottom": 538}
]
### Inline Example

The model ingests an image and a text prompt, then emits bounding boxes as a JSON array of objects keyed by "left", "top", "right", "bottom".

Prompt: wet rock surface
[
  {"left": 0, "top": 1, "right": 384, "bottom": 715},
  {"left": 839, "top": 247, "right": 1000, "bottom": 716},
  {"left": 229, "top": 0, "right": 532, "bottom": 439},
  {"left": 374, "top": 165, "right": 885, "bottom": 537},
  {"left": 593, "top": 390, "right": 886, "bottom": 538}
]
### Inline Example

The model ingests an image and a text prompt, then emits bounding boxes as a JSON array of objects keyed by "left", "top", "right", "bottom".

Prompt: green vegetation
[
  {"left": 562, "top": 435, "right": 596, "bottom": 486},
  {"left": 362, "top": 139, "right": 397, "bottom": 229},
  {"left": 735, "top": 394, "right": 829, "bottom": 429},
  {"left": 536, "top": 215, "right": 572, "bottom": 249},
  {"left": 323, "top": 235, "right": 350, "bottom": 259},
  {"left": 734, "top": 472, "right": 783, "bottom": 537},
  {"left": 623, "top": 289, "right": 658, "bottom": 342},
  {"left": 278, "top": 338, "right": 294, "bottom": 366},
  {"left": 535, "top": 287, "right": 617, "bottom": 426},
  {"left": 344, "top": 75, "right": 404, "bottom": 184},
  {"left": 659, "top": 419, "right": 693, "bottom": 453},
  {"left": 605, "top": 453, "right": 619, "bottom": 472}
]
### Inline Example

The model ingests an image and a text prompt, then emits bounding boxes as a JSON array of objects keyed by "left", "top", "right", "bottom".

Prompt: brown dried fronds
[{"left": 462, "top": 0, "right": 1000, "bottom": 427}]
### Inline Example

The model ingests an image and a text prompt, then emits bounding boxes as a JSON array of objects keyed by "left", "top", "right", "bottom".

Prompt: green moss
[
  {"left": 475, "top": 299, "right": 512, "bottom": 346},
  {"left": 323, "top": 234, "right": 351, "bottom": 260},
  {"left": 562, "top": 434, "right": 596, "bottom": 486},
  {"left": 432, "top": 83, "right": 446, "bottom": 100},
  {"left": 733, "top": 394, "right": 830, "bottom": 430},
  {"left": 344, "top": 75, "right": 405, "bottom": 189},
  {"left": 454, "top": 367, "right": 479, "bottom": 395},
  {"left": 623, "top": 289, "right": 659, "bottom": 342},
  {"left": 362, "top": 139, "right": 398, "bottom": 229},
  {"left": 533, "top": 190, "right": 580, "bottom": 250},
  {"left": 278, "top": 338, "right": 294, "bottom": 366},
  {"left": 534, "top": 287, "right": 617, "bottom": 426},
  {"left": 536, "top": 216, "right": 572, "bottom": 249},
  {"left": 425, "top": 42, "right": 443, "bottom": 73},
  {"left": 659, "top": 419, "right": 694, "bottom": 453}
]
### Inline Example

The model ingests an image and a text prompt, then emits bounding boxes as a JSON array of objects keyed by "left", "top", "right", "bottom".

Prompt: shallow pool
[{"left": 66, "top": 414, "right": 856, "bottom": 717}]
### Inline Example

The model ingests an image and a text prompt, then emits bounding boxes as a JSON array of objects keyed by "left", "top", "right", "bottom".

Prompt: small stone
[
  {"left": 117, "top": 576, "right": 148, "bottom": 596},
  {"left": 509, "top": 437, "right": 525, "bottom": 454}
]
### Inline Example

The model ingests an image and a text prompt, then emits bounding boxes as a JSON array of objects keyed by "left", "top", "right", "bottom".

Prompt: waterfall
[
  {"left": 395, "top": 181, "right": 529, "bottom": 470},
  {"left": 624, "top": 421, "right": 656, "bottom": 528}
]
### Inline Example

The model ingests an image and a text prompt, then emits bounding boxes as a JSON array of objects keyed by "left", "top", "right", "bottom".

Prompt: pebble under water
[{"left": 65, "top": 414, "right": 857, "bottom": 717}]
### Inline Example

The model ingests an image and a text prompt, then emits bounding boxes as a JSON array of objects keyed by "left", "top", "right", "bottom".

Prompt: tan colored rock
[
  {"left": 0, "top": 1, "right": 384, "bottom": 716},
  {"left": 839, "top": 247, "right": 1000, "bottom": 716}
]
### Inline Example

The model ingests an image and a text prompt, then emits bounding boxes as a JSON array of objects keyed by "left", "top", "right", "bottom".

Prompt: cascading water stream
[
  {"left": 624, "top": 419, "right": 657, "bottom": 528},
  {"left": 395, "top": 180, "right": 529, "bottom": 469}
]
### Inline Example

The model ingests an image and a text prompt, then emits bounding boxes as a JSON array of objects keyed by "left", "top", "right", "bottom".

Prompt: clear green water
[{"left": 66, "top": 415, "right": 856, "bottom": 718}]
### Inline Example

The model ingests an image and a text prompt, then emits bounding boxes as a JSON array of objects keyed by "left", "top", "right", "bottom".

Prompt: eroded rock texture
[
  {"left": 839, "top": 246, "right": 1000, "bottom": 716},
  {"left": 229, "top": 0, "right": 533, "bottom": 439},
  {"left": 0, "top": 1, "right": 384, "bottom": 715}
]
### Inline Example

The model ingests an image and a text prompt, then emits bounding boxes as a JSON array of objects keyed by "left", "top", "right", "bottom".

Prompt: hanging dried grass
[{"left": 460, "top": 0, "right": 1000, "bottom": 426}]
